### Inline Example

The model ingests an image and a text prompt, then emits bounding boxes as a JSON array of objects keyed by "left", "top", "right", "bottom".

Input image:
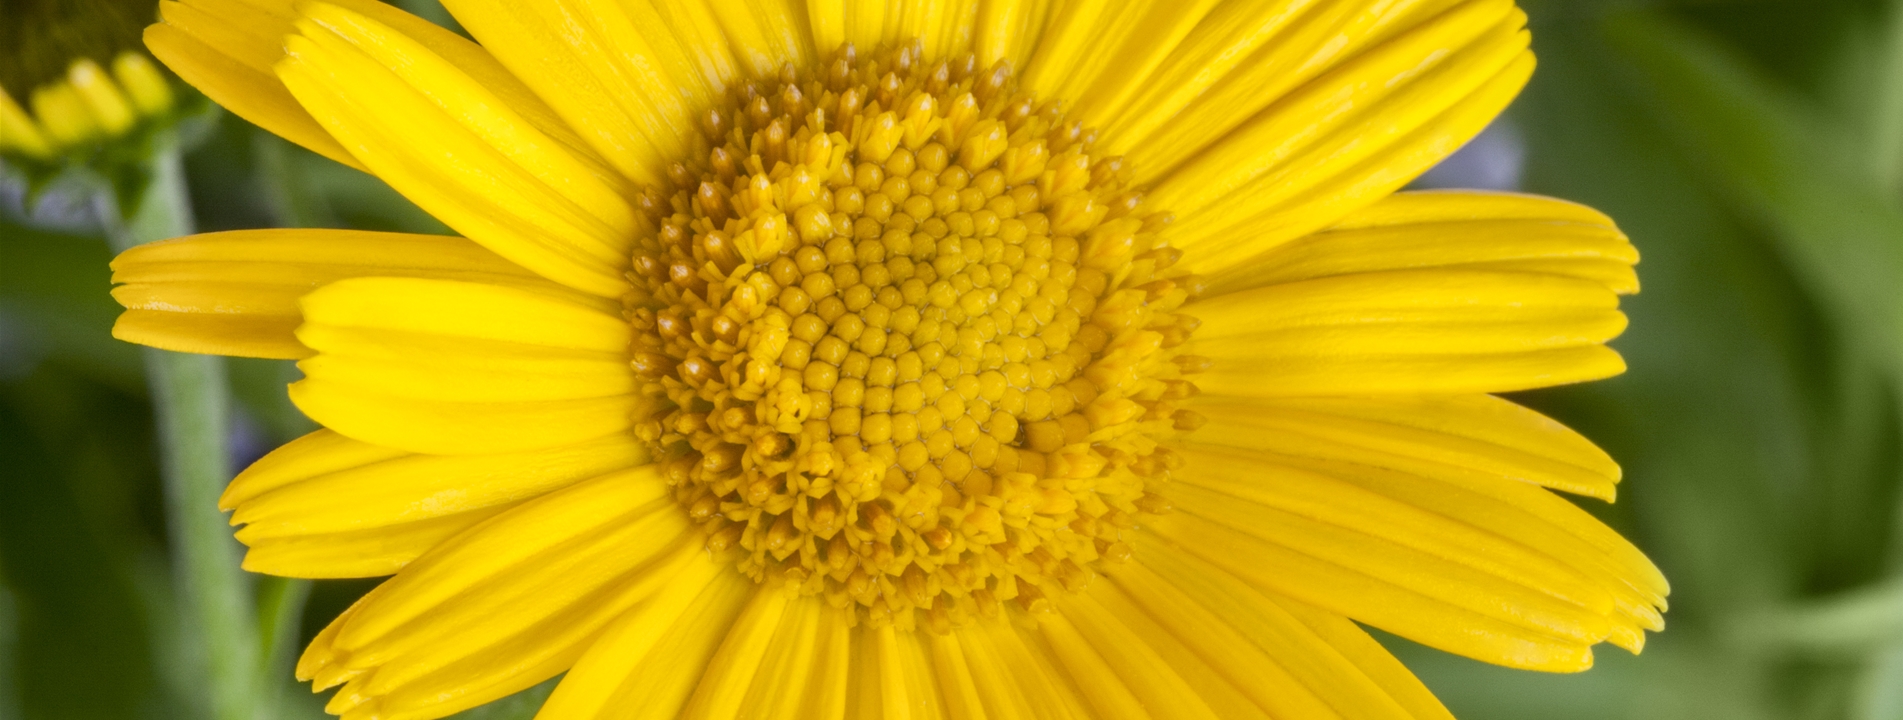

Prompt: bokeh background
[{"left": 6, "top": 0, "right": 1903, "bottom": 717}]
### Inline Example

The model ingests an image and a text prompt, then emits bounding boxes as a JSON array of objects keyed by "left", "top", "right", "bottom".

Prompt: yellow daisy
[
  {"left": 1, "top": 0, "right": 178, "bottom": 161},
  {"left": 112, "top": 0, "right": 1668, "bottom": 718}
]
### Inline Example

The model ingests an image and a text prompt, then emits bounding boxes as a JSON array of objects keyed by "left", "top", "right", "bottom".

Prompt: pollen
[{"left": 625, "top": 41, "right": 1206, "bottom": 632}]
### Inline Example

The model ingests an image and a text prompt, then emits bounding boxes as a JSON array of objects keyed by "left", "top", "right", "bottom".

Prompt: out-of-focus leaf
[
  {"left": 1748, "top": 579, "right": 1903, "bottom": 654},
  {"left": 1866, "top": 7, "right": 1903, "bottom": 193},
  {"left": 0, "top": 373, "right": 166, "bottom": 719},
  {"left": 1854, "top": 643, "right": 1903, "bottom": 720},
  {"left": 0, "top": 219, "right": 141, "bottom": 388}
]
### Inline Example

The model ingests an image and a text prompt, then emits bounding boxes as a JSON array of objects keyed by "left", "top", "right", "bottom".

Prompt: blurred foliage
[{"left": 10, "top": 0, "right": 1903, "bottom": 718}]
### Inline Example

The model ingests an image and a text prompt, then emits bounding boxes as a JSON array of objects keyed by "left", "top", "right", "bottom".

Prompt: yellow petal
[
  {"left": 229, "top": 430, "right": 646, "bottom": 541},
  {"left": 112, "top": 52, "right": 176, "bottom": 117},
  {"left": 807, "top": 0, "right": 871, "bottom": 58},
  {"left": 148, "top": 1, "right": 361, "bottom": 168},
  {"left": 66, "top": 59, "right": 137, "bottom": 137},
  {"left": 297, "top": 467, "right": 704, "bottom": 719},
  {"left": 972, "top": 0, "right": 1057, "bottom": 69},
  {"left": 1189, "top": 344, "right": 1623, "bottom": 397},
  {"left": 729, "top": 597, "right": 853, "bottom": 720},
  {"left": 535, "top": 568, "right": 758, "bottom": 720},
  {"left": 240, "top": 509, "right": 508, "bottom": 579},
  {"left": 1176, "top": 445, "right": 1620, "bottom": 616},
  {"left": 679, "top": 588, "right": 796, "bottom": 719},
  {"left": 922, "top": 630, "right": 984, "bottom": 720},
  {"left": 297, "top": 276, "right": 629, "bottom": 353},
  {"left": 704, "top": 0, "right": 818, "bottom": 80},
  {"left": 1151, "top": 2, "right": 1534, "bottom": 266},
  {"left": 1122, "top": 0, "right": 1503, "bottom": 174},
  {"left": 1184, "top": 394, "right": 1621, "bottom": 500},
  {"left": 1050, "top": 589, "right": 1247, "bottom": 720},
  {"left": 110, "top": 229, "right": 585, "bottom": 360},
  {"left": 112, "top": 311, "right": 307, "bottom": 359},
  {"left": 1106, "top": 558, "right": 1434, "bottom": 720},
  {"left": 222, "top": 429, "right": 643, "bottom": 578},
  {"left": 852, "top": 623, "right": 950, "bottom": 720},
  {"left": 1268, "top": 595, "right": 1462, "bottom": 720},
  {"left": 437, "top": 0, "right": 735, "bottom": 187},
  {"left": 1032, "top": 609, "right": 1159, "bottom": 719},
  {"left": 286, "top": 277, "right": 643, "bottom": 454},
  {"left": 1236, "top": 447, "right": 1665, "bottom": 650},
  {"left": 1021, "top": 0, "right": 1223, "bottom": 133},
  {"left": 1207, "top": 190, "right": 1641, "bottom": 295},
  {"left": 277, "top": 3, "right": 639, "bottom": 297},
  {"left": 956, "top": 616, "right": 1094, "bottom": 720},
  {"left": 810, "top": 0, "right": 981, "bottom": 61},
  {"left": 1184, "top": 269, "right": 1628, "bottom": 395},
  {"left": 1147, "top": 470, "right": 1608, "bottom": 671},
  {"left": 30, "top": 83, "right": 99, "bottom": 146},
  {"left": 1138, "top": 547, "right": 1461, "bottom": 718},
  {"left": 1176, "top": 400, "right": 1670, "bottom": 648},
  {"left": 0, "top": 86, "right": 55, "bottom": 158},
  {"left": 289, "top": 378, "right": 645, "bottom": 456},
  {"left": 349, "top": 544, "right": 713, "bottom": 720},
  {"left": 1102, "top": 0, "right": 1463, "bottom": 165}
]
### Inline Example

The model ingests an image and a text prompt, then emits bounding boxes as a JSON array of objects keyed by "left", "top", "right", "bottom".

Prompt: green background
[{"left": 6, "top": 0, "right": 1903, "bottom": 717}]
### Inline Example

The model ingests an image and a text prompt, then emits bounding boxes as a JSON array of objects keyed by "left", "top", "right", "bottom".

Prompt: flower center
[{"left": 626, "top": 41, "right": 1206, "bottom": 632}]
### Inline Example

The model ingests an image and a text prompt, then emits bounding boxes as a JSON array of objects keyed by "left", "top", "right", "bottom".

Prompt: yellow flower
[
  {"left": 1, "top": 0, "right": 172, "bottom": 159},
  {"left": 113, "top": 0, "right": 1668, "bottom": 718},
  {"left": 0, "top": 52, "right": 174, "bottom": 160}
]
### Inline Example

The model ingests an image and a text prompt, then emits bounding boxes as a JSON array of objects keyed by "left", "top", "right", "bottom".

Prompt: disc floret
[{"left": 627, "top": 41, "right": 1205, "bottom": 631}]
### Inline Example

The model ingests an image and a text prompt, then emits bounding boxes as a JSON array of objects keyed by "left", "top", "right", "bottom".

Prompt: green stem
[{"left": 102, "top": 144, "right": 264, "bottom": 720}]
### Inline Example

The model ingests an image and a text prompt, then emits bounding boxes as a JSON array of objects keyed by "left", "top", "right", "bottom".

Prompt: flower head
[
  {"left": 1, "top": 0, "right": 179, "bottom": 161},
  {"left": 113, "top": 0, "right": 1667, "bottom": 718}
]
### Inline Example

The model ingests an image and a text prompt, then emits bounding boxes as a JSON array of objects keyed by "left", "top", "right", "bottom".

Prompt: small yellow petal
[
  {"left": 112, "top": 52, "right": 176, "bottom": 116},
  {"left": 0, "top": 87, "right": 55, "bottom": 158},
  {"left": 30, "top": 83, "right": 99, "bottom": 146},
  {"left": 67, "top": 59, "right": 137, "bottom": 136}
]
